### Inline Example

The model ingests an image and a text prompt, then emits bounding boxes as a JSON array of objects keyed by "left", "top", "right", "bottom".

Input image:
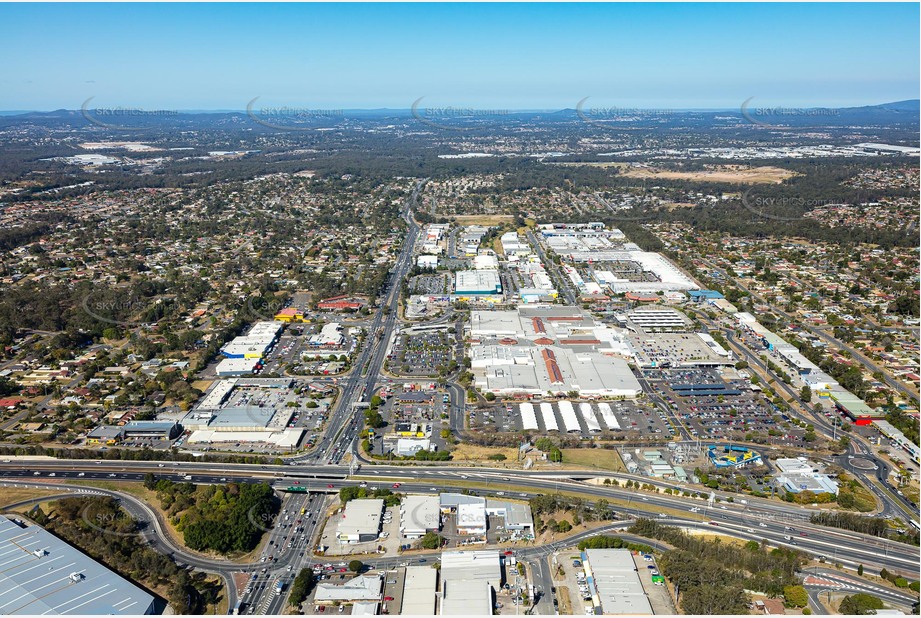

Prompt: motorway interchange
[{"left": 3, "top": 461, "right": 919, "bottom": 614}]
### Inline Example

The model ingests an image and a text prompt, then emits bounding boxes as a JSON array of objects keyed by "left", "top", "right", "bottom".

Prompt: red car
[
  {"left": 318, "top": 607, "right": 325, "bottom": 612},
  {"left": 327, "top": 484, "right": 334, "bottom": 488},
  {"left": 392, "top": 483, "right": 401, "bottom": 488},
  {"left": 384, "top": 596, "right": 394, "bottom": 601},
  {"left": 293, "top": 481, "right": 300, "bottom": 485},
  {"left": 339, "top": 568, "right": 347, "bottom": 572},
  {"left": 799, "top": 532, "right": 808, "bottom": 537}
]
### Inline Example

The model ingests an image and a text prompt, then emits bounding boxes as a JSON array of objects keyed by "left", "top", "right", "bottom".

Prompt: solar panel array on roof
[
  {"left": 0, "top": 516, "right": 155, "bottom": 615},
  {"left": 541, "top": 349, "right": 564, "bottom": 384}
]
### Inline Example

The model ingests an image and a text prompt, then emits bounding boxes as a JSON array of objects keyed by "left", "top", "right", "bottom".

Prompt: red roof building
[{"left": 317, "top": 295, "right": 366, "bottom": 311}]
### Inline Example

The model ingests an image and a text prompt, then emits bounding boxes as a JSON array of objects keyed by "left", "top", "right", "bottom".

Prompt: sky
[{"left": 0, "top": 2, "right": 918, "bottom": 111}]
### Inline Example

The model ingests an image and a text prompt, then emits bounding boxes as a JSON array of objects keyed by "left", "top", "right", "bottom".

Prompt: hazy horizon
[{"left": 1, "top": 3, "right": 918, "bottom": 111}]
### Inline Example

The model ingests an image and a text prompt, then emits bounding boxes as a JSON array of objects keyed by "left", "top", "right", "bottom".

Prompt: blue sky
[{"left": 1, "top": 3, "right": 918, "bottom": 111}]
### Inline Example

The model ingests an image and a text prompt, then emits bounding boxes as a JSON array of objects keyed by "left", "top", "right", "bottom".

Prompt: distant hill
[
  {"left": 0, "top": 99, "right": 915, "bottom": 131},
  {"left": 856, "top": 99, "right": 919, "bottom": 112}
]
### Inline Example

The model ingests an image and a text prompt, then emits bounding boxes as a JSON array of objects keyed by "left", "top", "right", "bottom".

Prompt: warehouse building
[
  {"left": 417, "top": 255, "right": 438, "bottom": 269},
  {"left": 307, "top": 322, "right": 344, "bottom": 349},
  {"left": 485, "top": 499, "right": 534, "bottom": 537},
  {"left": 215, "top": 357, "right": 261, "bottom": 377},
  {"left": 567, "top": 250, "right": 695, "bottom": 294},
  {"left": 0, "top": 515, "right": 156, "bottom": 615},
  {"left": 439, "top": 493, "right": 486, "bottom": 512},
  {"left": 774, "top": 458, "right": 839, "bottom": 495},
  {"left": 122, "top": 420, "right": 181, "bottom": 440},
  {"left": 220, "top": 321, "right": 282, "bottom": 358},
  {"left": 400, "top": 495, "right": 441, "bottom": 538},
  {"left": 456, "top": 502, "right": 488, "bottom": 536},
  {"left": 314, "top": 574, "right": 382, "bottom": 605},
  {"left": 440, "top": 551, "right": 502, "bottom": 616},
  {"left": 182, "top": 378, "right": 305, "bottom": 449},
  {"left": 469, "top": 308, "right": 642, "bottom": 397},
  {"left": 453, "top": 270, "right": 502, "bottom": 300},
  {"left": 582, "top": 548, "right": 653, "bottom": 615},
  {"left": 401, "top": 566, "right": 438, "bottom": 615},
  {"left": 336, "top": 499, "right": 384, "bottom": 543},
  {"left": 86, "top": 425, "right": 124, "bottom": 445}
]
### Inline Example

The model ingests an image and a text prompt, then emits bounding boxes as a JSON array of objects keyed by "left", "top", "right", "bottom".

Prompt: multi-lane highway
[
  {"left": 4, "top": 463, "right": 919, "bottom": 580},
  {"left": 295, "top": 180, "right": 423, "bottom": 467},
  {"left": 225, "top": 181, "right": 426, "bottom": 612}
]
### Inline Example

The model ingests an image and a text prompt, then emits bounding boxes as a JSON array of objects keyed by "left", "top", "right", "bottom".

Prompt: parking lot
[
  {"left": 468, "top": 399, "right": 672, "bottom": 440},
  {"left": 648, "top": 368, "right": 807, "bottom": 445},
  {"left": 368, "top": 383, "right": 450, "bottom": 455},
  {"left": 550, "top": 550, "right": 674, "bottom": 616},
  {"left": 387, "top": 331, "right": 455, "bottom": 377},
  {"left": 259, "top": 332, "right": 304, "bottom": 374},
  {"left": 318, "top": 503, "right": 407, "bottom": 557},
  {"left": 409, "top": 273, "right": 452, "bottom": 295},
  {"left": 628, "top": 332, "right": 734, "bottom": 367}
]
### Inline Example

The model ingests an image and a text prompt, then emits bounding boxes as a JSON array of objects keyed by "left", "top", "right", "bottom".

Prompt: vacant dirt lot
[
  {"left": 449, "top": 214, "right": 515, "bottom": 226},
  {"left": 620, "top": 164, "right": 795, "bottom": 184}
]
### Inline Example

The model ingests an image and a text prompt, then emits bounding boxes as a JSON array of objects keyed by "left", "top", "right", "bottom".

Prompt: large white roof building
[
  {"left": 400, "top": 495, "right": 440, "bottom": 538},
  {"left": 440, "top": 551, "right": 502, "bottom": 615},
  {"left": 336, "top": 499, "right": 383, "bottom": 542},
  {"left": 0, "top": 516, "right": 156, "bottom": 615},
  {"left": 583, "top": 549, "right": 653, "bottom": 615}
]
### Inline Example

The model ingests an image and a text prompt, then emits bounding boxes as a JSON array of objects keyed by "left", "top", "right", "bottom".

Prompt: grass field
[
  {"left": 561, "top": 448, "right": 626, "bottom": 472},
  {"left": 449, "top": 443, "right": 519, "bottom": 464},
  {"left": 902, "top": 479, "right": 919, "bottom": 505},
  {"left": 557, "top": 586, "right": 573, "bottom": 615},
  {"left": 0, "top": 486, "right": 62, "bottom": 510}
]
